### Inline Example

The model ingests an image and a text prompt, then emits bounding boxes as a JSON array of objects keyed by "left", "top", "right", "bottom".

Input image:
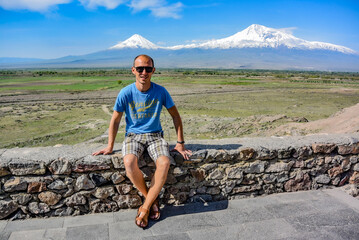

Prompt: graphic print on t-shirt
[{"left": 129, "top": 99, "right": 160, "bottom": 119}]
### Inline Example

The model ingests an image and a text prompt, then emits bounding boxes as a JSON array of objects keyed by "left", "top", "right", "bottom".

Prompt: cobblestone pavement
[{"left": 1, "top": 188, "right": 359, "bottom": 240}]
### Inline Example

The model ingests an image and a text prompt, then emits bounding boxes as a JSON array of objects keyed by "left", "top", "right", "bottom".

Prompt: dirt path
[
  {"left": 101, "top": 105, "right": 112, "bottom": 116},
  {"left": 266, "top": 103, "right": 359, "bottom": 136}
]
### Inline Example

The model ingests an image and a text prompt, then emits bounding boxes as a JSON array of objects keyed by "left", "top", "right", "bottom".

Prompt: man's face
[{"left": 132, "top": 56, "right": 155, "bottom": 86}]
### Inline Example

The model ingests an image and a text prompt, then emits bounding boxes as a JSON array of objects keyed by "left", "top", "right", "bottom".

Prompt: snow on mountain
[
  {"left": 108, "top": 25, "right": 356, "bottom": 54},
  {"left": 109, "top": 34, "right": 160, "bottom": 50},
  {"left": 170, "top": 24, "right": 356, "bottom": 54}
]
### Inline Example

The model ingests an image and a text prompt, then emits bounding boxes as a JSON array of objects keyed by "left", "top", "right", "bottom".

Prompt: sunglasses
[{"left": 135, "top": 66, "right": 154, "bottom": 73}]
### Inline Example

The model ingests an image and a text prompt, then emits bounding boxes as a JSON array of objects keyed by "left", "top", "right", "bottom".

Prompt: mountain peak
[
  {"left": 109, "top": 34, "right": 159, "bottom": 50},
  {"left": 191, "top": 24, "right": 355, "bottom": 54}
]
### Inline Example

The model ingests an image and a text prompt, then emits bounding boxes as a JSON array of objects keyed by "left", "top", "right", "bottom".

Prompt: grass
[
  {"left": 1, "top": 69, "right": 359, "bottom": 148},
  {"left": 0, "top": 75, "right": 134, "bottom": 92}
]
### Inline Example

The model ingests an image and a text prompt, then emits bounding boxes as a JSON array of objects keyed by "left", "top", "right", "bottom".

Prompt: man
[{"left": 93, "top": 54, "right": 192, "bottom": 228}]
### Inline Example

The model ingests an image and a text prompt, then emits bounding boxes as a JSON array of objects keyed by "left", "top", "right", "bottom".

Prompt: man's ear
[
  {"left": 131, "top": 67, "right": 136, "bottom": 75},
  {"left": 152, "top": 67, "right": 156, "bottom": 73}
]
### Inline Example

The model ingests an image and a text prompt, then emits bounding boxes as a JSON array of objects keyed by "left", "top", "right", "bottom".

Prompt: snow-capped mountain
[
  {"left": 2, "top": 24, "right": 358, "bottom": 71},
  {"left": 170, "top": 24, "right": 355, "bottom": 54},
  {"left": 111, "top": 24, "right": 355, "bottom": 54},
  {"left": 109, "top": 34, "right": 160, "bottom": 50}
]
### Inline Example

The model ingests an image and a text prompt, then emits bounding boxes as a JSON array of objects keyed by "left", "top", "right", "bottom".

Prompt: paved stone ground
[{"left": 1, "top": 188, "right": 359, "bottom": 240}]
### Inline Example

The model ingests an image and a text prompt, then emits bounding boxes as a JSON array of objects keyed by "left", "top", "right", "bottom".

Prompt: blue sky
[{"left": 0, "top": 0, "right": 358, "bottom": 59}]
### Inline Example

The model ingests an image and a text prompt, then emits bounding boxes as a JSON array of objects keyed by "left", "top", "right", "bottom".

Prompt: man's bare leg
[
  {"left": 142, "top": 156, "right": 170, "bottom": 210},
  {"left": 123, "top": 154, "right": 148, "bottom": 197},
  {"left": 124, "top": 154, "right": 170, "bottom": 227}
]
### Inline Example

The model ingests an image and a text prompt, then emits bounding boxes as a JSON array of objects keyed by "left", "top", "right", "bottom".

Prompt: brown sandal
[
  {"left": 135, "top": 206, "right": 149, "bottom": 228},
  {"left": 149, "top": 198, "right": 161, "bottom": 221}
]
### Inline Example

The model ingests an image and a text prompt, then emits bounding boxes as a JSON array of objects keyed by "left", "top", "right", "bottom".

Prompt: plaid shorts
[{"left": 122, "top": 132, "right": 170, "bottom": 162}]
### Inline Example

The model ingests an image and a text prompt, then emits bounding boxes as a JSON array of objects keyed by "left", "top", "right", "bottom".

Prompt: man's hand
[
  {"left": 171, "top": 143, "right": 192, "bottom": 160},
  {"left": 92, "top": 146, "right": 113, "bottom": 156}
]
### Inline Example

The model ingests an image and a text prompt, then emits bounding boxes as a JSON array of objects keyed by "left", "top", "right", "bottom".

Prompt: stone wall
[{"left": 1, "top": 134, "right": 359, "bottom": 220}]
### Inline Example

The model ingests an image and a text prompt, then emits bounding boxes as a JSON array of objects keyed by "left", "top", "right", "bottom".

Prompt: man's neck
[{"left": 135, "top": 82, "right": 151, "bottom": 92}]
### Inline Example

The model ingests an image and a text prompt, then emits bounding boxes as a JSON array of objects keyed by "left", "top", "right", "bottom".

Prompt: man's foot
[
  {"left": 135, "top": 206, "right": 149, "bottom": 228},
  {"left": 149, "top": 198, "right": 161, "bottom": 220}
]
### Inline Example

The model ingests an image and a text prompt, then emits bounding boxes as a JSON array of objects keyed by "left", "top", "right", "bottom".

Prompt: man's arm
[
  {"left": 167, "top": 105, "right": 192, "bottom": 160},
  {"left": 92, "top": 110, "right": 123, "bottom": 155}
]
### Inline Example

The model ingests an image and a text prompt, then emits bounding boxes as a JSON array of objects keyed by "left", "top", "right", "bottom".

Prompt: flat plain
[{"left": 1, "top": 69, "right": 359, "bottom": 148}]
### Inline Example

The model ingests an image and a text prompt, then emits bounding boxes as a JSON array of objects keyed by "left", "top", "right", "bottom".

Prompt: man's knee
[
  {"left": 156, "top": 156, "right": 170, "bottom": 171},
  {"left": 123, "top": 154, "right": 139, "bottom": 173}
]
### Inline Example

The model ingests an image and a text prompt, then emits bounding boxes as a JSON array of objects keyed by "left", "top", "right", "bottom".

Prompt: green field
[{"left": 1, "top": 69, "right": 359, "bottom": 148}]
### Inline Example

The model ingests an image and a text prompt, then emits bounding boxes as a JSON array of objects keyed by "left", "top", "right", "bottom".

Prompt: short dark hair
[{"left": 133, "top": 54, "right": 154, "bottom": 67}]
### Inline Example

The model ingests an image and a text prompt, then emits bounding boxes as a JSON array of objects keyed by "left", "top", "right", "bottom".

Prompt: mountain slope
[
  {"left": 1, "top": 24, "right": 358, "bottom": 71},
  {"left": 109, "top": 34, "right": 159, "bottom": 50},
  {"left": 170, "top": 24, "right": 355, "bottom": 54}
]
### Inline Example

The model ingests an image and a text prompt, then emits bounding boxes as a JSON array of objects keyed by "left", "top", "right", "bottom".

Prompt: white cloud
[
  {"left": 0, "top": 0, "right": 183, "bottom": 18},
  {"left": 0, "top": 0, "right": 71, "bottom": 12},
  {"left": 150, "top": 2, "right": 183, "bottom": 19},
  {"left": 79, "top": 0, "right": 127, "bottom": 10},
  {"left": 129, "top": 0, "right": 183, "bottom": 18},
  {"left": 278, "top": 27, "right": 297, "bottom": 35},
  {"left": 129, "top": 0, "right": 160, "bottom": 12}
]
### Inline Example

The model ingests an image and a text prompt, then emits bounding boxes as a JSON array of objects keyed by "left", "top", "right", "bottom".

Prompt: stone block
[
  {"left": 92, "top": 186, "right": 115, "bottom": 199},
  {"left": 208, "top": 169, "right": 224, "bottom": 180},
  {"left": 315, "top": 174, "right": 331, "bottom": 184},
  {"left": 8, "top": 161, "right": 46, "bottom": 175},
  {"left": 226, "top": 167, "right": 243, "bottom": 179},
  {"left": 4, "top": 177, "right": 27, "bottom": 192},
  {"left": 65, "top": 192, "right": 88, "bottom": 207},
  {"left": 166, "top": 173, "right": 178, "bottom": 184},
  {"left": 239, "top": 148, "right": 255, "bottom": 160},
  {"left": 349, "top": 172, "right": 359, "bottom": 184},
  {"left": 10, "top": 193, "right": 32, "bottom": 205},
  {"left": 206, "top": 149, "right": 231, "bottom": 162},
  {"left": 47, "top": 179, "right": 67, "bottom": 190},
  {"left": 173, "top": 167, "right": 187, "bottom": 176},
  {"left": 89, "top": 173, "right": 108, "bottom": 187},
  {"left": 328, "top": 166, "right": 343, "bottom": 178},
  {"left": 206, "top": 187, "right": 221, "bottom": 195},
  {"left": 349, "top": 156, "right": 358, "bottom": 165},
  {"left": 75, "top": 175, "right": 95, "bottom": 191},
  {"left": 200, "top": 163, "right": 218, "bottom": 172},
  {"left": 38, "top": 191, "right": 62, "bottom": 206},
  {"left": 111, "top": 172, "right": 125, "bottom": 184},
  {"left": 48, "top": 158, "right": 72, "bottom": 174},
  {"left": 90, "top": 199, "right": 118, "bottom": 213},
  {"left": 28, "top": 202, "right": 50, "bottom": 214},
  {"left": 73, "top": 155, "right": 111, "bottom": 172},
  {"left": 27, "top": 181, "right": 47, "bottom": 193},
  {"left": 255, "top": 147, "right": 277, "bottom": 160},
  {"left": 244, "top": 160, "right": 267, "bottom": 173},
  {"left": 113, "top": 194, "right": 142, "bottom": 208},
  {"left": 341, "top": 158, "right": 351, "bottom": 171},
  {"left": 266, "top": 161, "right": 294, "bottom": 173},
  {"left": 312, "top": 143, "right": 337, "bottom": 154},
  {"left": 190, "top": 169, "right": 206, "bottom": 181},
  {"left": 277, "top": 147, "right": 294, "bottom": 159},
  {"left": 115, "top": 184, "right": 133, "bottom": 195},
  {"left": 275, "top": 172, "right": 289, "bottom": 183},
  {"left": 338, "top": 143, "right": 359, "bottom": 155},
  {"left": 353, "top": 163, "right": 359, "bottom": 171},
  {"left": 53, "top": 207, "right": 74, "bottom": 217},
  {"left": 0, "top": 167, "right": 10, "bottom": 177},
  {"left": 292, "top": 146, "right": 313, "bottom": 159},
  {"left": 111, "top": 153, "right": 124, "bottom": 169},
  {"left": 0, "top": 200, "right": 18, "bottom": 219},
  {"left": 262, "top": 174, "right": 277, "bottom": 184},
  {"left": 284, "top": 173, "right": 311, "bottom": 192}
]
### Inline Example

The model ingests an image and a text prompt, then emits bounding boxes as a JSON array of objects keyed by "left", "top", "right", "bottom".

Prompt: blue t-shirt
[{"left": 113, "top": 82, "right": 175, "bottom": 134}]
